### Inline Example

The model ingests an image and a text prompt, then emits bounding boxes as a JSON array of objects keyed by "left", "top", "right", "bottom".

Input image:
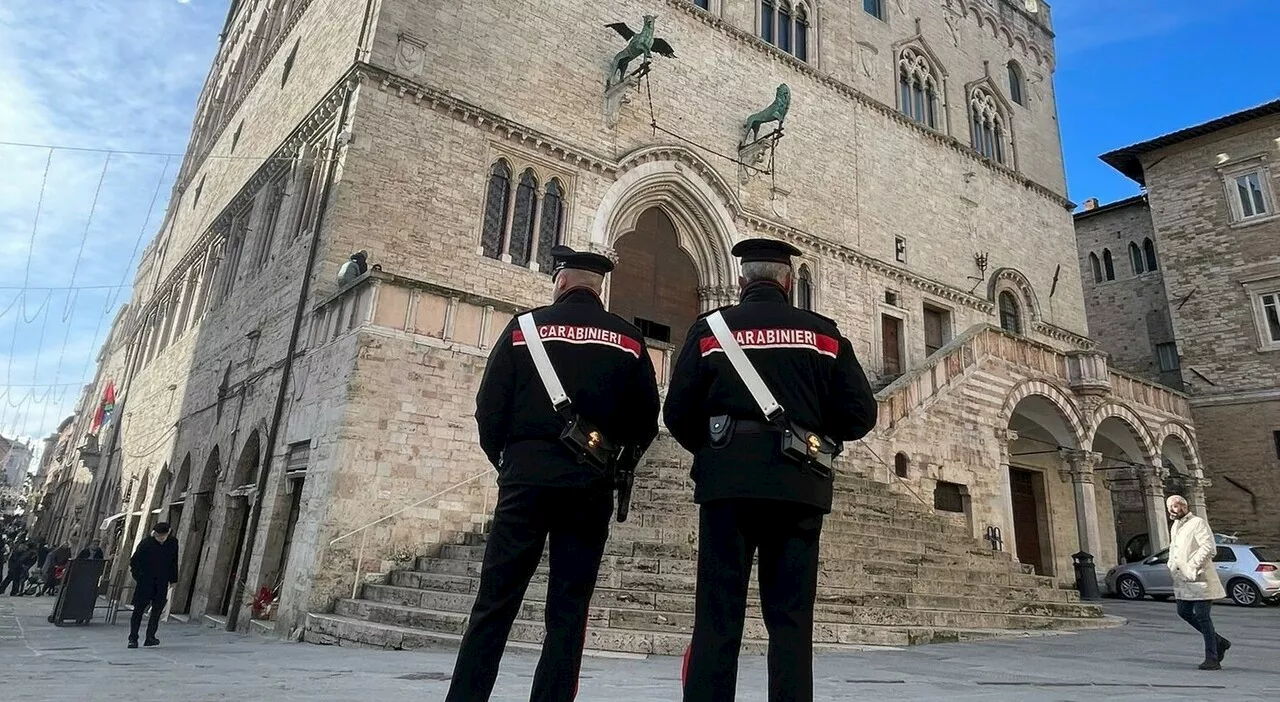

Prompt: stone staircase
[{"left": 305, "top": 437, "right": 1117, "bottom": 654}]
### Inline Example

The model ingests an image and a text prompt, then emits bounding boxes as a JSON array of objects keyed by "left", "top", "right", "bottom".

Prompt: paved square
[{"left": 1, "top": 597, "right": 1276, "bottom": 700}]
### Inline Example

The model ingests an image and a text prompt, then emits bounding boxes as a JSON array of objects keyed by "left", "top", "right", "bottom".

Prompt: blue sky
[{"left": 0, "top": 0, "right": 1277, "bottom": 448}]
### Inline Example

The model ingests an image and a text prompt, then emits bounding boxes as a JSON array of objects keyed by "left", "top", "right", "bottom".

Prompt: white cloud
[{"left": 0, "top": 1, "right": 219, "bottom": 442}]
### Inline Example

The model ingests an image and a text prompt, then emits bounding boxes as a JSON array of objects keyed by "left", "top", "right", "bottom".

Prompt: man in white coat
[{"left": 1166, "top": 494, "right": 1231, "bottom": 670}]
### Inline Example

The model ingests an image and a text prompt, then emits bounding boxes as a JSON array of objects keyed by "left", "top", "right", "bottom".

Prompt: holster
[
  {"left": 559, "top": 412, "right": 619, "bottom": 473},
  {"left": 708, "top": 416, "right": 734, "bottom": 449},
  {"left": 779, "top": 420, "right": 838, "bottom": 480}
]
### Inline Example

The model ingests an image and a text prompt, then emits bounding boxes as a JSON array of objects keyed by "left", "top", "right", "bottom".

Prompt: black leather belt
[{"left": 731, "top": 419, "right": 784, "bottom": 435}]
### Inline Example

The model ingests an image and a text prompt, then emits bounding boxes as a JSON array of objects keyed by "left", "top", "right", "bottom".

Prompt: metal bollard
[{"left": 1072, "top": 551, "right": 1101, "bottom": 601}]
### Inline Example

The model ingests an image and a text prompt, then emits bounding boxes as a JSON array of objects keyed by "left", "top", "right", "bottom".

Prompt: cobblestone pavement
[{"left": 2, "top": 596, "right": 1277, "bottom": 700}]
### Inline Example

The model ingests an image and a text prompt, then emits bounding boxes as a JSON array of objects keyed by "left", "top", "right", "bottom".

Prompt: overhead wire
[{"left": 35, "top": 152, "right": 113, "bottom": 436}]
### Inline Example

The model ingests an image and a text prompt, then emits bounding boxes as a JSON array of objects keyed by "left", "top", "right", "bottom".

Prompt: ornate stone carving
[
  {"left": 395, "top": 33, "right": 428, "bottom": 77},
  {"left": 1057, "top": 449, "right": 1102, "bottom": 484},
  {"left": 1066, "top": 350, "right": 1111, "bottom": 397}
]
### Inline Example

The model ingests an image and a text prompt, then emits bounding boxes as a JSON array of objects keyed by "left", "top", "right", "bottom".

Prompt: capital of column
[
  {"left": 994, "top": 428, "right": 1019, "bottom": 445},
  {"left": 1058, "top": 449, "right": 1102, "bottom": 484},
  {"left": 1138, "top": 461, "right": 1168, "bottom": 492}
]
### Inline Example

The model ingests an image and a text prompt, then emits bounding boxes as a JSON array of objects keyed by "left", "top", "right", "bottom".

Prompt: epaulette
[
  {"left": 694, "top": 304, "right": 733, "bottom": 321},
  {"left": 797, "top": 307, "right": 839, "bottom": 327}
]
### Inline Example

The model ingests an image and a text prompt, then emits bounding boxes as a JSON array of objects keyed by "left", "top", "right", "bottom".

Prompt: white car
[{"left": 1104, "top": 540, "right": 1280, "bottom": 607}]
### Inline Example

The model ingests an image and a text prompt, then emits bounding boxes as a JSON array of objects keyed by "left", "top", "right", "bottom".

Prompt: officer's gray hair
[
  {"left": 740, "top": 261, "right": 792, "bottom": 284},
  {"left": 1166, "top": 494, "right": 1189, "bottom": 509},
  {"left": 554, "top": 269, "right": 604, "bottom": 293}
]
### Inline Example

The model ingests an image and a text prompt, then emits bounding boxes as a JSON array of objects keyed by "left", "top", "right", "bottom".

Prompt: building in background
[
  {"left": 1081, "top": 98, "right": 1280, "bottom": 546},
  {"left": 1, "top": 437, "right": 33, "bottom": 492},
  {"left": 50, "top": 0, "right": 1203, "bottom": 649}
]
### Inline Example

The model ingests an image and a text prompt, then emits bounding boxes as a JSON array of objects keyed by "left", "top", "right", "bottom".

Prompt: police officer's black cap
[
  {"left": 731, "top": 238, "right": 802, "bottom": 264},
  {"left": 550, "top": 245, "right": 615, "bottom": 276}
]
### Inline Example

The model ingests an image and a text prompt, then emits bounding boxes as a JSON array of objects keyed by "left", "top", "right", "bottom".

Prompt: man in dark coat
[
  {"left": 128, "top": 522, "right": 179, "bottom": 648},
  {"left": 445, "top": 246, "right": 661, "bottom": 702},
  {"left": 77, "top": 539, "right": 106, "bottom": 560},
  {"left": 1, "top": 541, "right": 36, "bottom": 596},
  {"left": 664, "top": 238, "right": 878, "bottom": 702}
]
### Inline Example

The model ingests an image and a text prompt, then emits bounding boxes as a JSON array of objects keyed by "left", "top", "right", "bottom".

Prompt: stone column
[
  {"left": 1058, "top": 449, "right": 1104, "bottom": 557},
  {"left": 1188, "top": 477, "right": 1211, "bottom": 518},
  {"left": 994, "top": 428, "right": 1019, "bottom": 553},
  {"left": 1139, "top": 463, "right": 1171, "bottom": 552}
]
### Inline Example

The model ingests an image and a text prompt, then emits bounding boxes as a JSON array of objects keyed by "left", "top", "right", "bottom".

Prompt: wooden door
[
  {"left": 1010, "top": 468, "right": 1045, "bottom": 575},
  {"left": 881, "top": 315, "right": 902, "bottom": 376}
]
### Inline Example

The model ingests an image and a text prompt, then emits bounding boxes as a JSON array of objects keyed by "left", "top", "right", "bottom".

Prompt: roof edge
[{"left": 1073, "top": 193, "right": 1147, "bottom": 221}]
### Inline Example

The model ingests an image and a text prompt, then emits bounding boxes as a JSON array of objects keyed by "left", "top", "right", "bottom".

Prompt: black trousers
[
  {"left": 445, "top": 484, "right": 613, "bottom": 702},
  {"left": 684, "top": 499, "right": 824, "bottom": 702},
  {"left": 130, "top": 578, "right": 169, "bottom": 642},
  {"left": 1, "top": 566, "right": 29, "bottom": 596}
]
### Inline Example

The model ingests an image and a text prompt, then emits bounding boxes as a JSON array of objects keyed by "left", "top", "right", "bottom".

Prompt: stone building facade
[
  {"left": 1073, "top": 196, "right": 1181, "bottom": 390},
  {"left": 48, "top": 0, "right": 1203, "bottom": 644},
  {"left": 1091, "top": 100, "right": 1280, "bottom": 546}
]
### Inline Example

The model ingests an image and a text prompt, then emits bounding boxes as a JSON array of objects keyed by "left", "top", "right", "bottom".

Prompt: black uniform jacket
[
  {"left": 663, "top": 282, "right": 878, "bottom": 512},
  {"left": 476, "top": 288, "right": 661, "bottom": 488},
  {"left": 130, "top": 536, "right": 179, "bottom": 584}
]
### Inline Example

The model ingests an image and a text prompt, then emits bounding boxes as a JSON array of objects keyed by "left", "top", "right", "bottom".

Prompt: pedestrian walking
[
  {"left": 128, "top": 522, "right": 179, "bottom": 649},
  {"left": 1167, "top": 494, "right": 1231, "bottom": 670},
  {"left": 444, "top": 246, "right": 661, "bottom": 702},
  {"left": 1, "top": 541, "right": 37, "bottom": 596},
  {"left": 664, "top": 238, "right": 878, "bottom": 702},
  {"left": 42, "top": 543, "right": 72, "bottom": 595}
]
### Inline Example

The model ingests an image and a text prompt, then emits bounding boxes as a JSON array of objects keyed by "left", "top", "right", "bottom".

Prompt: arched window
[
  {"left": 778, "top": 2, "right": 793, "bottom": 54},
  {"left": 508, "top": 169, "right": 538, "bottom": 267},
  {"left": 480, "top": 160, "right": 511, "bottom": 260},
  {"left": 795, "top": 264, "right": 813, "bottom": 310},
  {"left": 898, "top": 48, "right": 940, "bottom": 129},
  {"left": 761, "top": 0, "right": 809, "bottom": 61},
  {"left": 1102, "top": 248, "right": 1115, "bottom": 281},
  {"left": 255, "top": 178, "right": 286, "bottom": 270},
  {"left": 998, "top": 291, "right": 1021, "bottom": 334},
  {"left": 1089, "top": 253, "right": 1102, "bottom": 283},
  {"left": 1143, "top": 238, "right": 1158, "bottom": 271},
  {"left": 1008, "top": 61, "right": 1025, "bottom": 106},
  {"left": 536, "top": 179, "right": 565, "bottom": 273},
  {"left": 795, "top": 5, "right": 809, "bottom": 62},
  {"left": 970, "top": 88, "right": 1007, "bottom": 164},
  {"left": 894, "top": 452, "right": 909, "bottom": 478},
  {"left": 1129, "top": 242, "right": 1145, "bottom": 275}
]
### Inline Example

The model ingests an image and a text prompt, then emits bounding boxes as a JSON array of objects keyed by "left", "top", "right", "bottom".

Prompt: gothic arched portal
[{"left": 610, "top": 208, "right": 701, "bottom": 353}]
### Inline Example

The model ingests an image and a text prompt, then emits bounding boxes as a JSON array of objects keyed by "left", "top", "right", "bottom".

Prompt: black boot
[
  {"left": 1198, "top": 658, "right": 1221, "bottom": 670},
  {"left": 1217, "top": 637, "right": 1231, "bottom": 662}
]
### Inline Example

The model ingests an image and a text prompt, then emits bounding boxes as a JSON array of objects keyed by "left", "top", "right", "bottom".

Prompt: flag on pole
[{"left": 91, "top": 381, "right": 116, "bottom": 435}]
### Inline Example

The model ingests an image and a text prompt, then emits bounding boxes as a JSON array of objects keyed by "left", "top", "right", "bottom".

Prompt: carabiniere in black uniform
[
  {"left": 664, "top": 238, "right": 878, "bottom": 702},
  {"left": 446, "top": 246, "right": 660, "bottom": 702}
]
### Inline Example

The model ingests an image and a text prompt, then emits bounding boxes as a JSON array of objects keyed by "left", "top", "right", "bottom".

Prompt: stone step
[
  {"left": 414, "top": 553, "right": 1044, "bottom": 591},
  {"left": 385, "top": 570, "right": 1085, "bottom": 611},
  {"left": 304, "top": 612, "right": 914, "bottom": 655},
  {"left": 361, "top": 582, "right": 1102, "bottom": 628},
  {"left": 328, "top": 599, "right": 1118, "bottom": 654},
  {"left": 387, "top": 568, "right": 1082, "bottom": 607},
  {"left": 406, "top": 557, "right": 1061, "bottom": 602},
  {"left": 437, "top": 541, "right": 1013, "bottom": 573}
]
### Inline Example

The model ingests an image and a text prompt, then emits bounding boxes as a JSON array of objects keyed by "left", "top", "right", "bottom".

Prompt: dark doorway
[
  {"left": 179, "top": 499, "right": 211, "bottom": 615},
  {"left": 923, "top": 305, "right": 950, "bottom": 356},
  {"left": 609, "top": 208, "right": 700, "bottom": 352},
  {"left": 1010, "top": 468, "right": 1049, "bottom": 575},
  {"left": 218, "top": 502, "right": 251, "bottom": 616},
  {"left": 881, "top": 315, "right": 903, "bottom": 377}
]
